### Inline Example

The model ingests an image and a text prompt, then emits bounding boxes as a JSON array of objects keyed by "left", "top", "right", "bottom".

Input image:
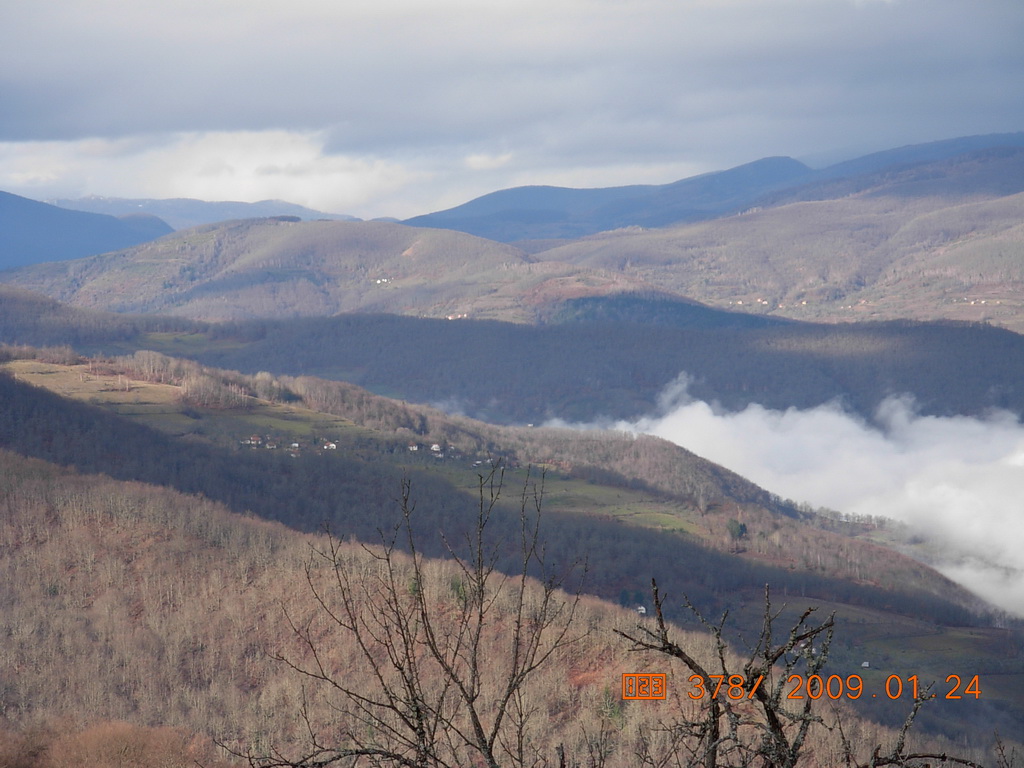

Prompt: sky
[
  {"left": 594, "top": 377, "right": 1024, "bottom": 617},
  {"left": 2, "top": 0, "right": 1023, "bottom": 220}
]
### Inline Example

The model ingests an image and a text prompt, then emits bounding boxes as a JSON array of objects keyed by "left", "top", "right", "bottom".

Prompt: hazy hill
[
  {"left": 0, "top": 190, "right": 173, "bottom": 269},
  {"left": 0, "top": 218, "right": 652, "bottom": 322},
  {"left": 404, "top": 156, "right": 814, "bottom": 242},
  {"left": 48, "top": 194, "right": 359, "bottom": 230},
  {"left": 402, "top": 133, "right": 1024, "bottom": 244},
  {"left": 811, "top": 131, "right": 1024, "bottom": 180},
  {"left": 537, "top": 149, "right": 1024, "bottom": 331}
]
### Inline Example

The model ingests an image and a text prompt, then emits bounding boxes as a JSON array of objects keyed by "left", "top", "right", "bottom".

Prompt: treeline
[{"left": 0, "top": 285, "right": 201, "bottom": 348}]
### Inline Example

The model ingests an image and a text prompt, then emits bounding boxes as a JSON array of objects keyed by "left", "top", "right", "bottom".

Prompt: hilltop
[
  {"left": 404, "top": 132, "right": 1024, "bottom": 243},
  {"left": 534, "top": 146, "right": 1024, "bottom": 331},
  {"left": 0, "top": 218, "right": 649, "bottom": 322}
]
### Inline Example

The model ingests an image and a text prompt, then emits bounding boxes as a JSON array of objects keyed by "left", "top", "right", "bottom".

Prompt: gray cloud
[{"left": 2, "top": 0, "right": 1023, "bottom": 216}]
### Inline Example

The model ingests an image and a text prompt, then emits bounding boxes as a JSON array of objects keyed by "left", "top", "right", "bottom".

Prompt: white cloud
[
  {"left": 464, "top": 152, "right": 514, "bottom": 171},
  {"left": 0, "top": 131, "right": 428, "bottom": 218},
  {"left": 611, "top": 377, "right": 1024, "bottom": 616}
]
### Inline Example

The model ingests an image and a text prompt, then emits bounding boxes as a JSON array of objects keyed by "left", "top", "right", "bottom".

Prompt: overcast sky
[{"left": 2, "top": 0, "right": 1023, "bottom": 219}]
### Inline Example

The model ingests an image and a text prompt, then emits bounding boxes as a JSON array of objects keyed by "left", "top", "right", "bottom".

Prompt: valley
[{"left": 2, "top": 133, "right": 1024, "bottom": 763}]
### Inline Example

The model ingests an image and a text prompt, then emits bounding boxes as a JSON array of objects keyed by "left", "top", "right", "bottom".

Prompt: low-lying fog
[{"left": 562, "top": 375, "right": 1024, "bottom": 617}]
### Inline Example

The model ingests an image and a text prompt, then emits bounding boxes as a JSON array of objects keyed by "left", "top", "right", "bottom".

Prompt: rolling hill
[
  {"left": 404, "top": 156, "right": 815, "bottom": 242},
  {"left": 534, "top": 147, "right": 1024, "bottom": 331},
  {"left": 403, "top": 132, "right": 1024, "bottom": 244},
  {"left": 6, "top": 138, "right": 1024, "bottom": 335},
  {"left": 0, "top": 218, "right": 652, "bottom": 322}
]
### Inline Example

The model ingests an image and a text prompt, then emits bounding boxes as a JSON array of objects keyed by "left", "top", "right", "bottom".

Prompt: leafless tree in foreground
[
  {"left": 233, "top": 464, "right": 586, "bottom": 768},
  {"left": 225, "top": 463, "right": 1010, "bottom": 768},
  {"left": 615, "top": 580, "right": 995, "bottom": 768}
]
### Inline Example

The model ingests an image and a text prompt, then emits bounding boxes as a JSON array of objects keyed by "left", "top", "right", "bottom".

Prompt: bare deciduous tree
[
  {"left": 616, "top": 581, "right": 994, "bottom": 768},
  {"left": 237, "top": 465, "right": 586, "bottom": 768}
]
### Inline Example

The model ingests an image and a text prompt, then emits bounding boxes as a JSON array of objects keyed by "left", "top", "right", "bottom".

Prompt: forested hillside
[
  {"left": 3, "top": 133, "right": 1024, "bottom": 765},
  {"left": 3, "top": 284, "right": 1022, "bottom": 426},
  {"left": 184, "top": 311, "right": 1024, "bottom": 424},
  {"left": 534, "top": 148, "right": 1024, "bottom": 331},
  {"left": 0, "top": 285, "right": 203, "bottom": 347},
  {"left": 3, "top": 354, "right": 982, "bottom": 626},
  {"left": 0, "top": 218, "right": 645, "bottom": 322},
  {"left": 2, "top": 351, "right": 1022, "bottom": 756},
  {"left": 3, "top": 446, "right": 1011, "bottom": 766}
]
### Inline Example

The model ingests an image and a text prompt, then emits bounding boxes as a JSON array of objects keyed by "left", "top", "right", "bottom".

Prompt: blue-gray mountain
[
  {"left": 0, "top": 191, "right": 173, "bottom": 270},
  {"left": 47, "top": 195, "right": 359, "bottom": 230},
  {"left": 404, "top": 132, "right": 1024, "bottom": 242}
]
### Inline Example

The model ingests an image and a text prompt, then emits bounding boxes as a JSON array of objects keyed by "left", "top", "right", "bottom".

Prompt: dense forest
[
  {"left": 193, "top": 311, "right": 1024, "bottom": 424},
  {"left": 5, "top": 281, "right": 1024, "bottom": 427}
]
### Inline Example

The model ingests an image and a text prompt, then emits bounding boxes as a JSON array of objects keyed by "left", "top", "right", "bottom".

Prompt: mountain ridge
[
  {"left": 0, "top": 190, "right": 174, "bottom": 269},
  {"left": 7, "top": 142, "right": 1024, "bottom": 332},
  {"left": 403, "top": 132, "right": 1024, "bottom": 242},
  {"left": 404, "top": 155, "right": 814, "bottom": 241},
  {"left": 48, "top": 194, "right": 360, "bottom": 230},
  {"left": 0, "top": 218, "right": 654, "bottom": 322}
]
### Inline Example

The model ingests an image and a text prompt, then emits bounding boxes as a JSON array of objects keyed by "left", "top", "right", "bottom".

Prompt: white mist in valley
[{"left": 603, "top": 376, "right": 1024, "bottom": 617}]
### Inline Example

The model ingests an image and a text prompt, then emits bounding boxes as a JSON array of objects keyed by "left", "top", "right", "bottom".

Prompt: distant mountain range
[
  {"left": 5, "top": 135, "right": 1024, "bottom": 333},
  {"left": 0, "top": 190, "right": 173, "bottom": 269},
  {"left": 5, "top": 131, "right": 1024, "bottom": 332},
  {"left": 47, "top": 195, "right": 360, "bottom": 230},
  {"left": 404, "top": 132, "right": 1024, "bottom": 243},
  {"left": 404, "top": 156, "right": 814, "bottom": 242}
]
